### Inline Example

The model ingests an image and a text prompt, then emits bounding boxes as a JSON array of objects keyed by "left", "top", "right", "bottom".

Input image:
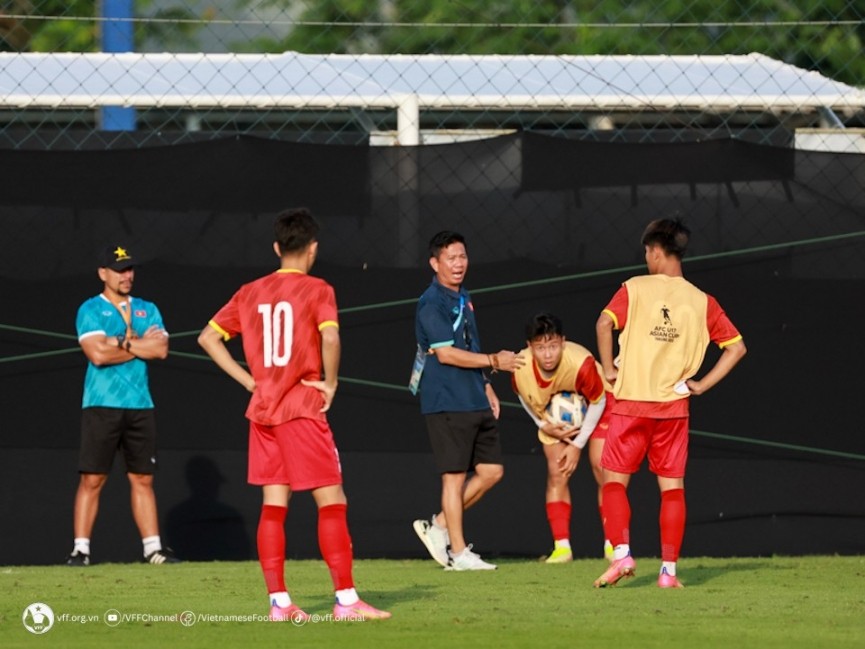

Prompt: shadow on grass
[
  {"left": 610, "top": 558, "right": 770, "bottom": 588},
  {"left": 305, "top": 583, "right": 440, "bottom": 612}
]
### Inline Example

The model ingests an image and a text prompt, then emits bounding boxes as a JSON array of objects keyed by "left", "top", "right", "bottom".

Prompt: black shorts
[
  {"left": 424, "top": 410, "right": 503, "bottom": 473},
  {"left": 79, "top": 407, "right": 158, "bottom": 475}
]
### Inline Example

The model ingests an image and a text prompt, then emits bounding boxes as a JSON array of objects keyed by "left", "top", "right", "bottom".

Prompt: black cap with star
[{"left": 100, "top": 245, "right": 135, "bottom": 271}]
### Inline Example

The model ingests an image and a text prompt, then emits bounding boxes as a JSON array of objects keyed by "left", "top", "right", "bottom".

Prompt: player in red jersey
[
  {"left": 198, "top": 207, "right": 390, "bottom": 621},
  {"left": 594, "top": 218, "right": 746, "bottom": 589}
]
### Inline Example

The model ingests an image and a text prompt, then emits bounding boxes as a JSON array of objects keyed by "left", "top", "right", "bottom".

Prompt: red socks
[
  {"left": 318, "top": 503, "right": 354, "bottom": 591},
  {"left": 257, "top": 503, "right": 356, "bottom": 594},
  {"left": 660, "top": 488, "right": 686, "bottom": 562},
  {"left": 545, "top": 501, "right": 572, "bottom": 541},
  {"left": 601, "top": 482, "right": 631, "bottom": 547},
  {"left": 600, "top": 483, "right": 685, "bottom": 560},
  {"left": 257, "top": 504, "right": 287, "bottom": 594}
]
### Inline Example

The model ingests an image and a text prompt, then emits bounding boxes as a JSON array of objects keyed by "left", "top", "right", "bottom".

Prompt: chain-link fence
[
  {"left": 1, "top": 2, "right": 865, "bottom": 275},
  {"left": 2, "top": 1, "right": 865, "bottom": 145},
  {"left": 2, "top": 3, "right": 864, "bottom": 564}
]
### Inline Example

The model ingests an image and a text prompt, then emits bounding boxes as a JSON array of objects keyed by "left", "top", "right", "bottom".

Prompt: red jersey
[{"left": 209, "top": 269, "right": 339, "bottom": 426}]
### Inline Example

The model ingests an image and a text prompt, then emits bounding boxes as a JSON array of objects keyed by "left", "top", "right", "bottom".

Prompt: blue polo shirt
[
  {"left": 76, "top": 294, "right": 166, "bottom": 409},
  {"left": 415, "top": 277, "right": 489, "bottom": 414}
]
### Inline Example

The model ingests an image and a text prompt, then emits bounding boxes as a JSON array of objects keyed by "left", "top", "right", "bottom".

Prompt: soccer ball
[{"left": 545, "top": 391, "right": 585, "bottom": 428}]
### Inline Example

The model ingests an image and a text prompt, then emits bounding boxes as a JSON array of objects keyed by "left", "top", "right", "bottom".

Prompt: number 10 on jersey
[{"left": 258, "top": 302, "right": 293, "bottom": 367}]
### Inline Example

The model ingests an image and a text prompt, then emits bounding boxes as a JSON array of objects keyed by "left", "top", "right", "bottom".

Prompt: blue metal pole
[{"left": 100, "top": 0, "right": 136, "bottom": 131}]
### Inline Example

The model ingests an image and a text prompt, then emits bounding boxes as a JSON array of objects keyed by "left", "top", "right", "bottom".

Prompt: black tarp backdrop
[{"left": 1, "top": 133, "right": 863, "bottom": 565}]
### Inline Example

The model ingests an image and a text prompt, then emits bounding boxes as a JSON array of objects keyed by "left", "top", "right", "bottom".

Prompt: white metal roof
[{"left": 1, "top": 51, "right": 863, "bottom": 112}]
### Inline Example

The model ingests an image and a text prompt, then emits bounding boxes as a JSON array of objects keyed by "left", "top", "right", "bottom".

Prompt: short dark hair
[
  {"left": 641, "top": 218, "right": 690, "bottom": 259},
  {"left": 525, "top": 312, "right": 564, "bottom": 341},
  {"left": 428, "top": 230, "right": 466, "bottom": 259},
  {"left": 274, "top": 207, "right": 320, "bottom": 254}
]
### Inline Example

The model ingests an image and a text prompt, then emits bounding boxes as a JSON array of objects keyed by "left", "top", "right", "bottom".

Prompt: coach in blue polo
[
  {"left": 67, "top": 245, "right": 178, "bottom": 566},
  {"left": 411, "top": 230, "right": 524, "bottom": 571}
]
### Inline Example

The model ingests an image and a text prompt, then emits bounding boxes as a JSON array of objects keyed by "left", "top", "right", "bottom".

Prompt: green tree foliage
[
  {"left": 0, "top": 0, "right": 199, "bottom": 52},
  {"left": 249, "top": 0, "right": 865, "bottom": 87},
  {"left": 2, "top": 1, "right": 863, "bottom": 86}
]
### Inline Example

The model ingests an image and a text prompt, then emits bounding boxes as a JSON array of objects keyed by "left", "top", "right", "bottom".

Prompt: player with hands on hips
[
  {"left": 198, "top": 207, "right": 390, "bottom": 621},
  {"left": 594, "top": 218, "right": 746, "bottom": 589},
  {"left": 512, "top": 312, "right": 614, "bottom": 564}
]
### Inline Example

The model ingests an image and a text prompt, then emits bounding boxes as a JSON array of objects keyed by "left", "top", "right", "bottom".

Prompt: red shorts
[
  {"left": 591, "top": 392, "right": 615, "bottom": 441},
  {"left": 600, "top": 414, "right": 689, "bottom": 478},
  {"left": 248, "top": 418, "right": 343, "bottom": 490}
]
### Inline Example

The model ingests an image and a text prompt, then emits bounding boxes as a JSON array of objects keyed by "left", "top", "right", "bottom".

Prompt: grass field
[{"left": 2, "top": 556, "right": 863, "bottom": 648}]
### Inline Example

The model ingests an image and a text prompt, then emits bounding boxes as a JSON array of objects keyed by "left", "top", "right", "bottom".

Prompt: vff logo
[{"left": 22, "top": 602, "right": 55, "bottom": 634}]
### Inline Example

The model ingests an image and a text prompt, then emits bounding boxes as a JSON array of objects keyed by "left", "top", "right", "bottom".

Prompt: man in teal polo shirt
[{"left": 67, "top": 245, "right": 177, "bottom": 566}]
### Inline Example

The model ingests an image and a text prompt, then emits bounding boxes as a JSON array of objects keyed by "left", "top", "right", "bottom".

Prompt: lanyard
[
  {"left": 452, "top": 295, "right": 466, "bottom": 332},
  {"left": 113, "top": 298, "right": 134, "bottom": 337}
]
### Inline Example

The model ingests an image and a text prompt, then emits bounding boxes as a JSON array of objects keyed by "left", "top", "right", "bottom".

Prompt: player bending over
[{"left": 512, "top": 312, "right": 613, "bottom": 564}]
